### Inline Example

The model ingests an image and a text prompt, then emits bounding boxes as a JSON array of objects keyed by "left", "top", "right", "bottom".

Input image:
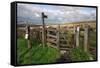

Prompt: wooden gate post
[
  {"left": 73, "top": 25, "right": 76, "bottom": 48},
  {"left": 84, "top": 25, "right": 88, "bottom": 52},
  {"left": 76, "top": 26, "right": 80, "bottom": 47},
  {"left": 57, "top": 25, "right": 60, "bottom": 49}
]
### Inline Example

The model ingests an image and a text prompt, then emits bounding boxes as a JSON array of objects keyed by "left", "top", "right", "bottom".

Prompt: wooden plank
[
  {"left": 60, "top": 43, "right": 67, "bottom": 46},
  {"left": 47, "top": 28, "right": 57, "bottom": 32},
  {"left": 59, "top": 46, "right": 71, "bottom": 48},
  {"left": 47, "top": 34, "right": 57, "bottom": 39},
  {"left": 47, "top": 38, "right": 57, "bottom": 44},
  {"left": 59, "top": 44, "right": 67, "bottom": 46}
]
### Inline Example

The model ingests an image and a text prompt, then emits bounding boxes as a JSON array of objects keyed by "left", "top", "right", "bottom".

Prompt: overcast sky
[{"left": 17, "top": 3, "right": 96, "bottom": 25}]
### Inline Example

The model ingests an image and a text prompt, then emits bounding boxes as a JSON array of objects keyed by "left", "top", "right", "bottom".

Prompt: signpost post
[{"left": 41, "top": 12, "right": 48, "bottom": 47}]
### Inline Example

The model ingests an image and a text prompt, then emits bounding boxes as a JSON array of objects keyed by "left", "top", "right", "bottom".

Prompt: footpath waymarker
[{"left": 41, "top": 12, "right": 48, "bottom": 46}]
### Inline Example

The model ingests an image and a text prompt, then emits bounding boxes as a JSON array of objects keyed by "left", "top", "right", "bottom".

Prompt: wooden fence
[
  {"left": 17, "top": 23, "right": 96, "bottom": 55},
  {"left": 45, "top": 24, "right": 96, "bottom": 54}
]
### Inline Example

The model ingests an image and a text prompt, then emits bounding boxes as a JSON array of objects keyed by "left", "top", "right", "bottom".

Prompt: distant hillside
[
  {"left": 65, "top": 20, "right": 96, "bottom": 24},
  {"left": 17, "top": 20, "right": 96, "bottom": 27}
]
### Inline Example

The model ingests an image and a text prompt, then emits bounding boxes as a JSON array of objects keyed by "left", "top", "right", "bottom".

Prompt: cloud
[{"left": 17, "top": 3, "right": 96, "bottom": 25}]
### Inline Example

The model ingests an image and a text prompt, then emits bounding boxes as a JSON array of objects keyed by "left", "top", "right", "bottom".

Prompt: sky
[{"left": 17, "top": 3, "right": 96, "bottom": 25}]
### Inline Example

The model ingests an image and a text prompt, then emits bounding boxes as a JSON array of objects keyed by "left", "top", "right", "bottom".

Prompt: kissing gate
[{"left": 46, "top": 24, "right": 89, "bottom": 53}]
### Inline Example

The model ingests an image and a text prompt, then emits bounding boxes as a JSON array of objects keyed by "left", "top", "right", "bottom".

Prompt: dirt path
[{"left": 56, "top": 51, "right": 71, "bottom": 63}]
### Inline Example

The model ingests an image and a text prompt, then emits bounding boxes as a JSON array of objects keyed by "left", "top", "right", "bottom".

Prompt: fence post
[
  {"left": 76, "top": 26, "right": 80, "bottom": 47},
  {"left": 25, "top": 24, "right": 32, "bottom": 49},
  {"left": 84, "top": 25, "right": 88, "bottom": 52},
  {"left": 57, "top": 25, "right": 60, "bottom": 49},
  {"left": 73, "top": 25, "right": 76, "bottom": 48}
]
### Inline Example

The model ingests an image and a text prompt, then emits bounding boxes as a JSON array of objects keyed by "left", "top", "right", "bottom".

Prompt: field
[
  {"left": 17, "top": 21, "right": 97, "bottom": 64},
  {"left": 17, "top": 38, "right": 60, "bottom": 64}
]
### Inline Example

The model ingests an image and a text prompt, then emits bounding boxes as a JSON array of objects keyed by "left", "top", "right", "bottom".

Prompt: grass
[
  {"left": 17, "top": 38, "right": 60, "bottom": 65},
  {"left": 69, "top": 47, "right": 93, "bottom": 61},
  {"left": 88, "top": 31, "right": 96, "bottom": 59},
  {"left": 68, "top": 28, "right": 96, "bottom": 61},
  {"left": 89, "top": 31, "right": 96, "bottom": 47},
  {"left": 17, "top": 24, "right": 96, "bottom": 64}
]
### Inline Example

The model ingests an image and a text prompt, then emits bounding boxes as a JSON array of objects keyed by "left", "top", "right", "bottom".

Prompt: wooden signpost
[{"left": 41, "top": 12, "right": 48, "bottom": 46}]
